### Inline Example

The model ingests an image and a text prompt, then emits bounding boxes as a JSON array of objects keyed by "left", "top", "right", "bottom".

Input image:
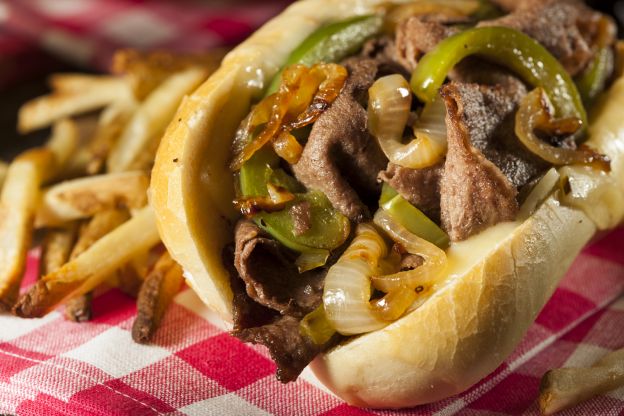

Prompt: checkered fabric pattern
[
  {"left": 0, "top": 228, "right": 622, "bottom": 416},
  {"left": 0, "top": 0, "right": 290, "bottom": 78}
]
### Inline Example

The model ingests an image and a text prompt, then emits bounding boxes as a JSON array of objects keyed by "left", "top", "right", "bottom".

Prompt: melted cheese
[{"left": 446, "top": 221, "right": 520, "bottom": 279}]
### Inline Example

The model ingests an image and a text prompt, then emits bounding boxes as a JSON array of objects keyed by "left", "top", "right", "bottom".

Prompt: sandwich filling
[{"left": 221, "top": 0, "right": 616, "bottom": 382}]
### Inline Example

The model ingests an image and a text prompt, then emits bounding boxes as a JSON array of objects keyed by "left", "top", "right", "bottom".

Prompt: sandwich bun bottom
[{"left": 151, "top": 0, "right": 624, "bottom": 407}]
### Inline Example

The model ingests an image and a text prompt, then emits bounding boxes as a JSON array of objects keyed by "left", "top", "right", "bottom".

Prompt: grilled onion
[
  {"left": 323, "top": 212, "right": 448, "bottom": 335},
  {"left": 515, "top": 88, "right": 610, "bottom": 170},
  {"left": 295, "top": 249, "right": 329, "bottom": 273},
  {"left": 559, "top": 165, "right": 624, "bottom": 230},
  {"left": 233, "top": 183, "right": 295, "bottom": 217},
  {"left": 231, "top": 63, "right": 347, "bottom": 170},
  {"left": 368, "top": 74, "right": 447, "bottom": 169},
  {"left": 517, "top": 168, "right": 560, "bottom": 219},
  {"left": 372, "top": 210, "right": 447, "bottom": 293},
  {"left": 323, "top": 223, "right": 388, "bottom": 335}
]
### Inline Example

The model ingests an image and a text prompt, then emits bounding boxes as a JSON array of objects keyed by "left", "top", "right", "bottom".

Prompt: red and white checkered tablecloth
[
  {"left": 0, "top": 229, "right": 622, "bottom": 415},
  {"left": 1, "top": 1, "right": 624, "bottom": 415},
  {"left": 0, "top": 0, "right": 289, "bottom": 85}
]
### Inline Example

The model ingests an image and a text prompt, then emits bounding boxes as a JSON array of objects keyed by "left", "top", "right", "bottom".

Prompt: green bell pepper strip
[
  {"left": 239, "top": 148, "right": 349, "bottom": 254},
  {"left": 379, "top": 182, "right": 400, "bottom": 205},
  {"left": 380, "top": 184, "right": 449, "bottom": 249},
  {"left": 300, "top": 304, "right": 336, "bottom": 346},
  {"left": 576, "top": 47, "right": 614, "bottom": 105},
  {"left": 410, "top": 26, "right": 587, "bottom": 133},
  {"left": 238, "top": 15, "right": 385, "bottom": 254},
  {"left": 255, "top": 191, "right": 351, "bottom": 252},
  {"left": 266, "top": 14, "right": 383, "bottom": 95}
]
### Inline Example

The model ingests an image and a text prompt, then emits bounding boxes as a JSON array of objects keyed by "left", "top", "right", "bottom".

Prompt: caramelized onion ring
[{"left": 515, "top": 88, "right": 610, "bottom": 171}]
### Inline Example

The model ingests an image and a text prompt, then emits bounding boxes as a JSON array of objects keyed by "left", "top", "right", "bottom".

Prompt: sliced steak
[
  {"left": 224, "top": 245, "right": 278, "bottom": 331},
  {"left": 378, "top": 162, "right": 443, "bottom": 222},
  {"left": 292, "top": 58, "right": 390, "bottom": 223},
  {"left": 479, "top": 0, "right": 604, "bottom": 76},
  {"left": 234, "top": 220, "right": 324, "bottom": 317},
  {"left": 440, "top": 83, "right": 519, "bottom": 241},
  {"left": 229, "top": 223, "right": 333, "bottom": 383},
  {"left": 453, "top": 59, "right": 526, "bottom": 99},
  {"left": 488, "top": 0, "right": 520, "bottom": 11},
  {"left": 380, "top": 79, "right": 542, "bottom": 224},
  {"left": 394, "top": 16, "right": 526, "bottom": 92},
  {"left": 361, "top": 36, "right": 400, "bottom": 64},
  {"left": 395, "top": 16, "right": 460, "bottom": 71},
  {"left": 233, "top": 315, "right": 325, "bottom": 383},
  {"left": 445, "top": 82, "right": 546, "bottom": 188}
]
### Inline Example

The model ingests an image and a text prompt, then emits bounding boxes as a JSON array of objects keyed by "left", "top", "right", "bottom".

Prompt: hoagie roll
[{"left": 152, "top": 0, "right": 624, "bottom": 407}]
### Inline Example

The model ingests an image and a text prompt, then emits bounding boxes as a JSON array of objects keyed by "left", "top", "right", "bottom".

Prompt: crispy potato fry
[
  {"left": 132, "top": 252, "right": 183, "bottom": 343},
  {"left": 0, "top": 114, "right": 85, "bottom": 308},
  {"left": 113, "top": 264, "right": 144, "bottom": 298},
  {"left": 70, "top": 210, "right": 130, "bottom": 259},
  {"left": 46, "top": 118, "right": 80, "bottom": 178},
  {"left": 40, "top": 224, "right": 79, "bottom": 277},
  {"left": 112, "top": 49, "right": 225, "bottom": 100},
  {"left": 36, "top": 171, "right": 149, "bottom": 227},
  {"left": 49, "top": 73, "right": 118, "bottom": 93},
  {"left": 74, "top": 113, "right": 100, "bottom": 143},
  {"left": 107, "top": 67, "right": 209, "bottom": 173},
  {"left": 111, "top": 247, "right": 161, "bottom": 297},
  {"left": 0, "top": 149, "right": 55, "bottom": 309},
  {"left": 63, "top": 293, "right": 93, "bottom": 323},
  {"left": 616, "top": 41, "right": 624, "bottom": 78},
  {"left": 86, "top": 100, "right": 137, "bottom": 175},
  {"left": 539, "top": 348, "right": 624, "bottom": 415},
  {"left": 18, "top": 75, "right": 132, "bottom": 133},
  {"left": 0, "top": 161, "right": 8, "bottom": 191},
  {"left": 60, "top": 147, "right": 92, "bottom": 180},
  {"left": 14, "top": 206, "right": 160, "bottom": 318},
  {"left": 122, "top": 133, "right": 161, "bottom": 173},
  {"left": 64, "top": 209, "right": 130, "bottom": 322}
]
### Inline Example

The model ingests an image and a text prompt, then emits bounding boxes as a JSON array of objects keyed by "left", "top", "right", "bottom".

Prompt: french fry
[
  {"left": 0, "top": 149, "right": 55, "bottom": 309},
  {"left": 615, "top": 41, "right": 624, "bottom": 78},
  {"left": 36, "top": 171, "right": 149, "bottom": 227},
  {"left": 0, "top": 113, "right": 86, "bottom": 308},
  {"left": 46, "top": 118, "right": 80, "bottom": 179},
  {"left": 132, "top": 252, "right": 184, "bottom": 343},
  {"left": 112, "top": 49, "right": 225, "bottom": 100},
  {"left": 60, "top": 147, "right": 92, "bottom": 179},
  {"left": 86, "top": 100, "right": 137, "bottom": 175},
  {"left": 121, "top": 133, "right": 161, "bottom": 173},
  {"left": 114, "top": 264, "right": 144, "bottom": 298},
  {"left": 70, "top": 210, "right": 130, "bottom": 258},
  {"left": 0, "top": 161, "right": 8, "bottom": 191},
  {"left": 49, "top": 73, "right": 121, "bottom": 93},
  {"left": 63, "top": 209, "right": 130, "bottom": 322},
  {"left": 63, "top": 294, "right": 93, "bottom": 323},
  {"left": 539, "top": 348, "right": 624, "bottom": 415},
  {"left": 39, "top": 224, "right": 79, "bottom": 277},
  {"left": 18, "top": 75, "right": 132, "bottom": 134},
  {"left": 107, "top": 66, "right": 209, "bottom": 173},
  {"left": 110, "top": 248, "right": 160, "bottom": 298},
  {"left": 13, "top": 206, "right": 160, "bottom": 318}
]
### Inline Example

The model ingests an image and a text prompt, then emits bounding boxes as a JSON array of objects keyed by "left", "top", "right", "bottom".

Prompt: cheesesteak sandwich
[{"left": 152, "top": 0, "right": 624, "bottom": 407}]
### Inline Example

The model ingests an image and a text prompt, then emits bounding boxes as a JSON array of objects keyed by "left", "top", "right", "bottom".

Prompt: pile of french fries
[{"left": 0, "top": 49, "right": 223, "bottom": 343}]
